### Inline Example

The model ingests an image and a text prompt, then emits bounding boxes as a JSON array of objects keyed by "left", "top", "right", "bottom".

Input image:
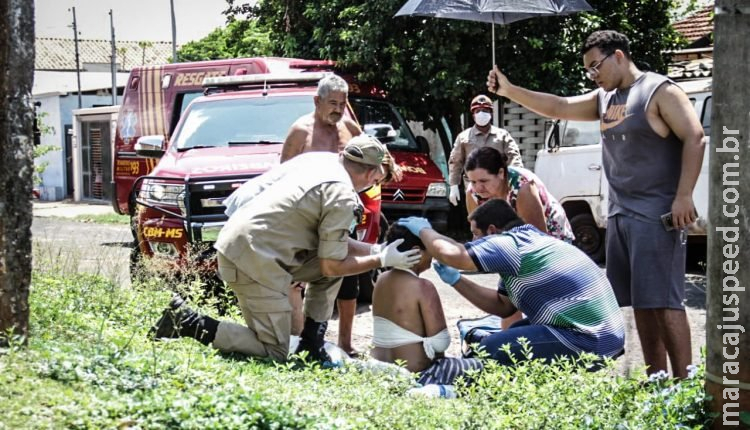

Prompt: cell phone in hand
[
  {"left": 660, "top": 212, "right": 676, "bottom": 231},
  {"left": 660, "top": 210, "right": 699, "bottom": 232}
]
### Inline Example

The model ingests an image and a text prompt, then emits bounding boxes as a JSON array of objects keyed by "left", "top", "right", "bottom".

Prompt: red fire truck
[{"left": 113, "top": 57, "right": 449, "bottom": 298}]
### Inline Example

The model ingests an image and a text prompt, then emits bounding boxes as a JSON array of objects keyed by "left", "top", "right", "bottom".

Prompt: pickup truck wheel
[{"left": 570, "top": 213, "right": 605, "bottom": 264}]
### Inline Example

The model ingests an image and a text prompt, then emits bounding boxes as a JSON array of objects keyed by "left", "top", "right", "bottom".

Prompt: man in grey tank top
[{"left": 484, "top": 30, "right": 705, "bottom": 379}]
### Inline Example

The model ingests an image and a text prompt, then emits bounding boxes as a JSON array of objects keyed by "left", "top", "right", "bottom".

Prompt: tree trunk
[
  {"left": 0, "top": 0, "right": 35, "bottom": 347},
  {"left": 706, "top": 0, "right": 750, "bottom": 427}
]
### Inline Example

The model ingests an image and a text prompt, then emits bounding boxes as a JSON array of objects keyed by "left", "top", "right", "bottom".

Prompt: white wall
[{"left": 33, "top": 94, "right": 65, "bottom": 200}]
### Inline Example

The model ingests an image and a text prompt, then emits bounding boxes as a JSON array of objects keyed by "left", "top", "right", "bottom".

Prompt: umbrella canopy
[
  {"left": 395, "top": 0, "right": 593, "bottom": 64},
  {"left": 395, "top": 0, "right": 593, "bottom": 24}
]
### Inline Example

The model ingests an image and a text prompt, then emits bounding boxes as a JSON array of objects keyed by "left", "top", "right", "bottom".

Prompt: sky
[{"left": 35, "top": 0, "right": 230, "bottom": 44}]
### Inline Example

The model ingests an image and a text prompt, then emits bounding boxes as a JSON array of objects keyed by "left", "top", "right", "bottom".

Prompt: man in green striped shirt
[{"left": 399, "top": 199, "right": 624, "bottom": 364}]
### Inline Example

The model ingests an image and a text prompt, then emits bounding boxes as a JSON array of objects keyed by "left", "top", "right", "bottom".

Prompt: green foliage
[
  {"left": 0, "top": 267, "right": 712, "bottom": 429},
  {"left": 177, "top": 19, "right": 273, "bottom": 62},
  {"left": 216, "top": 0, "right": 684, "bottom": 135}
]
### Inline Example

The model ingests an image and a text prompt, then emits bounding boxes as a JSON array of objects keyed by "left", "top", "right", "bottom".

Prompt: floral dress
[{"left": 478, "top": 167, "right": 574, "bottom": 242}]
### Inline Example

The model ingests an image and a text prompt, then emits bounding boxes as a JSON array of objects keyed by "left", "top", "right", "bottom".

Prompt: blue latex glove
[
  {"left": 433, "top": 261, "right": 461, "bottom": 286},
  {"left": 398, "top": 216, "right": 432, "bottom": 236}
]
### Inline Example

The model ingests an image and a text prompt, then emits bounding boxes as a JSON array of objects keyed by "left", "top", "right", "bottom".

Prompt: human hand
[
  {"left": 671, "top": 195, "right": 698, "bottom": 229},
  {"left": 398, "top": 216, "right": 432, "bottom": 236},
  {"left": 379, "top": 238, "right": 422, "bottom": 269},
  {"left": 432, "top": 261, "right": 460, "bottom": 286},
  {"left": 448, "top": 185, "right": 460, "bottom": 206},
  {"left": 487, "top": 66, "right": 510, "bottom": 97}
]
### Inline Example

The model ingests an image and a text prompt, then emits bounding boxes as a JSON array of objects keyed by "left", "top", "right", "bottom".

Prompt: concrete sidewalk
[{"left": 32, "top": 200, "right": 115, "bottom": 218}]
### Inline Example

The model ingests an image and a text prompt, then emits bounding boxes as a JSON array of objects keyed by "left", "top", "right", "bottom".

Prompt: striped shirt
[{"left": 466, "top": 225, "right": 625, "bottom": 357}]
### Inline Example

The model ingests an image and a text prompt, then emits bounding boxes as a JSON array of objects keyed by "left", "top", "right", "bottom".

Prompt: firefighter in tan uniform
[
  {"left": 150, "top": 136, "right": 420, "bottom": 364},
  {"left": 448, "top": 95, "right": 523, "bottom": 214}
]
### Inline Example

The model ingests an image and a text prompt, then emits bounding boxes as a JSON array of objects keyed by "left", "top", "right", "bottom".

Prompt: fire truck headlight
[
  {"left": 426, "top": 182, "right": 448, "bottom": 198},
  {"left": 142, "top": 181, "right": 185, "bottom": 208}
]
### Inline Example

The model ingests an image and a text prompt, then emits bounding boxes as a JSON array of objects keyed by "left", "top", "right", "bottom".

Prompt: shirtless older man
[{"left": 280, "top": 74, "right": 361, "bottom": 161}]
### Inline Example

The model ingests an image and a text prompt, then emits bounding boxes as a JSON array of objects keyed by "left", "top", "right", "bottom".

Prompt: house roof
[
  {"left": 668, "top": 55, "right": 713, "bottom": 80},
  {"left": 673, "top": 4, "right": 714, "bottom": 45},
  {"left": 35, "top": 38, "right": 175, "bottom": 72}
]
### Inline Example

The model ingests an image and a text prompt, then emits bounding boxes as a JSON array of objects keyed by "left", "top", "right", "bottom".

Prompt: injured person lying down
[{"left": 370, "top": 223, "right": 483, "bottom": 386}]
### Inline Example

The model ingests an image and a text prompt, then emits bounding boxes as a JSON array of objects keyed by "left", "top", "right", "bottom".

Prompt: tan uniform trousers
[{"left": 212, "top": 252, "right": 343, "bottom": 361}]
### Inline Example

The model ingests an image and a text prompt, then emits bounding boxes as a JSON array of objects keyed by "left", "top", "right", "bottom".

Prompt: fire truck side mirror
[{"left": 135, "top": 135, "right": 166, "bottom": 158}]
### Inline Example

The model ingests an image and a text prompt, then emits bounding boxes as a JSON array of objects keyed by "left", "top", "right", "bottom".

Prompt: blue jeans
[{"left": 467, "top": 319, "right": 581, "bottom": 366}]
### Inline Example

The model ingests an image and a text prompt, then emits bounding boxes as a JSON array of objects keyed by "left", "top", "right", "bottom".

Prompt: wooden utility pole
[
  {"left": 705, "top": 1, "right": 750, "bottom": 428},
  {"left": 0, "top": 0, "right": 35, "bottom": 347}
]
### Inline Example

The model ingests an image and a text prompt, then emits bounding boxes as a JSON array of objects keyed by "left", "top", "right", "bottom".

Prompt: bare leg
[
  {"left": 634, "top": 309, "right": 668, "bottom": 375},
  {"left": 501, "top": 310, "right": 523, "bottom": 330},
  {"left": 654, "top": 308, "right": 692, "bottom": 379},
  {"left": 337, "top": 298, "right": 358, "bottom": 356},
  {"left": 289, "top": 283, "right": 305, "bottom": 336}
]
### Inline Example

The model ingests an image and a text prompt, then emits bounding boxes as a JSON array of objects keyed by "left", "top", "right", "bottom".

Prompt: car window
[
  {"left": 171, "top": 95, "right": 313, "bottom": 150},
  {"left": 349, "top": 97, "right": 418, "bottom": 151},
  {"left": 561, "top": 120, "right": 601, "bottom": 147}
]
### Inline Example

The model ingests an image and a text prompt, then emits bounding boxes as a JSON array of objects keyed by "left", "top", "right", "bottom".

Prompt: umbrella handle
[{"left": 491, "top": 23, "right": 495, "bottom": 68}]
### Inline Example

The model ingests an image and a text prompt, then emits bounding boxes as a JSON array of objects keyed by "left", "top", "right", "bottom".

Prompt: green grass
[
  {"left": 0, "top": 268, "right": 715, "bottom": 429},
  {"left": 71, "top": 213, "right": 129, "bottom": 225}
]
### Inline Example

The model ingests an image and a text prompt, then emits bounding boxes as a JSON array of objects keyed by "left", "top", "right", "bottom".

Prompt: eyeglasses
[{"left": 585, "top": 52, "right": 613, "bottom": 80}]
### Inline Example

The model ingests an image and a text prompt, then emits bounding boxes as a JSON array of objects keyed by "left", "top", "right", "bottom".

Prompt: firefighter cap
[
  {"left": 343, "top": 135, "right": 386, "bottom": 175},
  {"left": 470, "top": 94, "right": 493, "bottom": 113}
]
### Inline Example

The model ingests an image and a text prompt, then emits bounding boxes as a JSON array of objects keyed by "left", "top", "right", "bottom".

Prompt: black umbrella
[{"left": 395, "top": 0, "right": 594, "bottom": 66}]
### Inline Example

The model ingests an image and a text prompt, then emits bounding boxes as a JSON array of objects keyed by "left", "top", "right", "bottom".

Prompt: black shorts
[{"left": 337, "top": 273, "right": 368, "bottom": 300}]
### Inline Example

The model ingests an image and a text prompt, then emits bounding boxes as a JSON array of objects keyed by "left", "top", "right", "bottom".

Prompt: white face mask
[{"left": 474, "top": 111, "right": 492, "bottom": 127}]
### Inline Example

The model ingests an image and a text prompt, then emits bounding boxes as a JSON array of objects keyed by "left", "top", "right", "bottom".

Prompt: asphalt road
[{"left": 31, "top": 215, "right": 707, "bottom": 377}]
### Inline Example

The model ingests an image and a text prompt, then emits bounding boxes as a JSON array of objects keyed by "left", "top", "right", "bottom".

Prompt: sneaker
[
  {"left": 457, "top": 314, "right": 502, "bottom": 357},
  {"left": 149, "top": 295, "right": 187, "bottom": 340}
]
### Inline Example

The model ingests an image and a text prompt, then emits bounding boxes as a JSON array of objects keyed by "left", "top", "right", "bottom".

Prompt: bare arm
[
  {"left": 447, "top": 134, "right": 466, "bottom": 186},
  {"left": 343, "top": 118, "right": 362, "bottom": 137},
  {"left": 418, "top": 279, "right": 448, "bottom": 336},
  {"left": 280, "top": 126, "right": 308, "bottom": 163},
  {"left": 418, "top": 229, "right": 478, "bottom": 271},
  {"left": 319, "top": 253, "right": 381, "bottom": 277},
  {"left": 656, "top": 84, "right": 705, "bottom": 228},
  {"left": 452, "top": 276, "right": 517, "bottom": 317},
  {"left": 488, "top": 66, "right": 600, "bottom": 121},
  {"left": 515, "top": 182, "right": 548, "bottom": 234}
]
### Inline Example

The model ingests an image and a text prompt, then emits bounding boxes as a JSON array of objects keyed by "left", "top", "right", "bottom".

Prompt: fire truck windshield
[{"left": 172, "top": 95, "right": 313, "bottom": 150}]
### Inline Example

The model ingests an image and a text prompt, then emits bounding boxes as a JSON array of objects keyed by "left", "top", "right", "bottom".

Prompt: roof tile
[{"left": 35, "top": 38, "right": 175, "bottom": 71}]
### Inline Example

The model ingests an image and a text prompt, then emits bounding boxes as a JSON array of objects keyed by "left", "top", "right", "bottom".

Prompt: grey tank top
[{"left": 598, "top": 72, "right": 683, "bottom": 222}]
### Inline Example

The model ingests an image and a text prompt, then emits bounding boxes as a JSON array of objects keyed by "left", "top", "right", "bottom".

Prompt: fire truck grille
[
  {"left": 186, "top": 176, "right": 256, "bottom": 223},
  {"left": 381, "top": 186, "right": 425, "bottom": 203}
]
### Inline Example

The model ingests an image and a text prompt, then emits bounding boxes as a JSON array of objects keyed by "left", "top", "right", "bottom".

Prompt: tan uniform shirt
[
  {"left": 215, "top": 152, "right": 358, "bottom": 291},
  {"left": 448, "top": 125, "right": 523, "bottom": 186}
]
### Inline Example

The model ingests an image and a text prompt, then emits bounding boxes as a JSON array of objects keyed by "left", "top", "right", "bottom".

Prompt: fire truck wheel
[
  {"left": 129, "top": 215, "right": 138, "bottom": 241},
  {"left": 128, "top": 244, "right": 146, "bottom": 285}
]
